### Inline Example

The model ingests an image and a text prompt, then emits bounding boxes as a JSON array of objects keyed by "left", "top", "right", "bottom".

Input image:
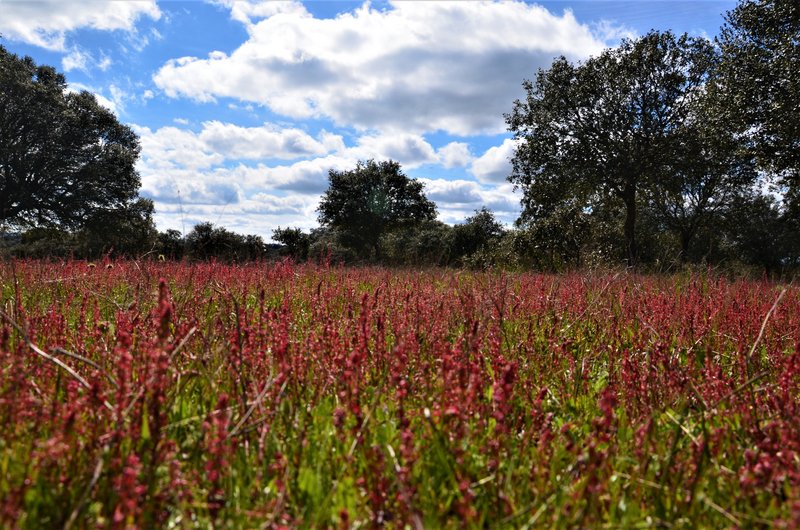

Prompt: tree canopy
[
  {"left": 0, "top": 45, "right": 142, "bottom": 230},
  {"left": 317, "top": 159, "right": 437, "bottom": 259},
  {"left": 715, "top": 0, "right": 800, "bottom": 189},
  {"left": 506, "top": 31, "right": 755, "bottom": 265}
]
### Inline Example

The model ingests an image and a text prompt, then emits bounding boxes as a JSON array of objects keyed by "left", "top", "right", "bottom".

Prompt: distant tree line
[
  {"left": 272, "top": 159, "right": 508, "bottom": 268},
  {"left": 2, "top": 0, "right": 798, "bottom": 274},
  {"left": 2, "top": 221, "right": 281, "bottom": 262}
]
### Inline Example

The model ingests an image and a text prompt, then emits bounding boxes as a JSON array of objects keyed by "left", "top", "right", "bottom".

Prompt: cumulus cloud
[
  {"left": 437, "top": 142, "right": 473, "bottom": 168},
  {"left": 348, "top": 134, "right": 438, "bottom": 168},
  {"left": 199, "top": 121, "right": 340, "bottom": 160},
  {"left": 136, "top": 120, "right": 445, "bottom": 202},
  {"left": 255, "top": 156, "right": 355, "bottom": 193},
  {"left": 134, "top": 122, "right": 349, "bottom": 216},
  {"left": 154, "top": 1, "right": 607, "bottom": 135},
  {"left": 0, "top": 1, "right": 160, "bottom": 50},
  {"left": 135, "top": 125, "right": 225, "bottom": 171},
  {"left": 470, "top": 138, "right": 518, "bottom": 184},
  {"left": 421, "top": 179, "right": 483, "bottom": 205},
  {"left": 93, "top": 93, "right": 119, "bottom": 115},
  {"left": 134, "top": 122, "right": 343, "bottom": 171},
  {"left": 214, "top": 0, "right": 308, "bottom": 26},
  {"left": 420, "top": 179, "right": 521, "bottom": 225}
]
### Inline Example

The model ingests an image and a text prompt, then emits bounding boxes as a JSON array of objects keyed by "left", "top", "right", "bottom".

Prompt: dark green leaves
[
  {"left": 317, "top": 159, "right": 437, "bottom": 260},
  {"left": 0, "top": 45, "right": 142, "bottom": 230}
]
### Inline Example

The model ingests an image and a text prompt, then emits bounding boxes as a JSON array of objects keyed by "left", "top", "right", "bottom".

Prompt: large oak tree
[
  {"left": 506, "top": 31, "right": 723, "bottom": 265},
  {"left": 0, "top": 45, "right": 142, "bottom": 230}
]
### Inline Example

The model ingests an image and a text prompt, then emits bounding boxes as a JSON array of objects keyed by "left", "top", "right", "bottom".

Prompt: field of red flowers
[{"left": 1, "top": 260, "right": 799, "bottom": 528}]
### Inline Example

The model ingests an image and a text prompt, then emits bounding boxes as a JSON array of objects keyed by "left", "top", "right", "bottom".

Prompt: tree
[
  {"left": 185, "top": 222, "right": 267, "bottom": 262},
  {"left": 317, "top": 159, "right": 437, "bottom": 259},
  {"left": 724, "top": 194, "right": 794, "bottom": 275},
  {"left": 157, "top": 229, "right": 186, "bottom": 260},
  {"left": 380, "top": 220, "right": 452, "bottom": 267},
  {"left": 450, "top": 208, "right": 505, "bottom": 265},
  {"left": 643, "top": 100, "right": 757, "bottom": 262},
  {"left": 79, "top": 197, "right": 158, "bottom": 257},
  {"left": 506, "top": 31, "right": 717, "bottom": 265},
  {"left": 273, "top": 226, "right": 310, "bottom": 261},
  {"left": 714, "top": 0, "right": 800, "bottom": 190},
  {"left": 0, "top": 45, "right": 142, "bottom": 229}
]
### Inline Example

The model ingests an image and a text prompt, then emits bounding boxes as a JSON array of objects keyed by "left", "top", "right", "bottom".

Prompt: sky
[{"left": 1, "top": 0, "right": 736, "bottom": 239}]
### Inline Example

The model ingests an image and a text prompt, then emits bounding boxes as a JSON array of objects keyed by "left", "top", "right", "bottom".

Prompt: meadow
[{"left": 1, "top": 260, "right": 799, "bottom": 528}]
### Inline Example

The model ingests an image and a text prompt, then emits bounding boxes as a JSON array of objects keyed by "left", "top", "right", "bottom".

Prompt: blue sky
[{"left": 1, "top": 0, "right": 736, "bottom": 239}]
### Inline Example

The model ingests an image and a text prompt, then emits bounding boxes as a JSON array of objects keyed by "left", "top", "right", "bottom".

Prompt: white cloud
[
  {"left": 93, "top": 94, "right": 119, "bottom": 115},
  {"left": 62, "top": 48, "right": 91, "bottom": 72},
  {"left": 348, "top": 133, "right": 438, "bottom": 168},
  {"left": 134, "top": 125, "right": 225, "bottom": 171},
  {"left": 199, "top": 121, "right": 338, "bottom": 160},
  {"left": 437, "top": 142, "right": 473, "bottom": 168},
  {"left": 214, "top": 0, "right": 308, "bottom": 26},
  {"left": 61, "top": 47, "right": 114, "bottom": 73},
  {"left": 590, "top": 19, "right": 638, "bottom": 43},
  {"left": 134, "top": 120, "right": 524, "bottom": 236},
  {"left": 97, "top": 54, "right": 112, "bottom": 71},
  {"left": 0, "top": 1, "right": 160, "bottom": 50},
  {"left": 135, "top": 122, "right": 343, "bottom": 172},
  {"left": 154, "top": 1, "right": 607, "bottom": 135},
  {"left": 420, "top": 179, "right": 521, "bottom": 225},
  {"left": 422, "top": 179, "right": 483, "bottom": 205},
  {"left": 470, "top": 138, "right": 518, "bottom": 184},
  {"left": 252, "top": 156, "right": 355, "bottom": 193}
]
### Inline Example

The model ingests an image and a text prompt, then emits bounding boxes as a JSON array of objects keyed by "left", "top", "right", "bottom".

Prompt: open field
[{"left": 1, "top": 260, "right": 799, "bottom": 528}]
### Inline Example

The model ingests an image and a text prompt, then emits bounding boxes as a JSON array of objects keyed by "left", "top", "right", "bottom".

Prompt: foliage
[
  {"left": 0, "top": 45, "right": 143, "bottom": 231},
  {"left": 2, "top": 199, "right": 158, "bottom": 259},
  {"left": 156, "top": 229, "right": 185, "bottom": 261},
  {"left": 3, "top": 261, "right": 800, "bottom": 527},
  {"left": 714, "top": 0, "right": 800, "bottom": 191},
  {"left": 380, "top": 220, "right": 453, "bottom": 267},
  {"left": 272, "top": 227, "right": 311, "bottom": 262},
  {"left": 450, "top": 208, "right": 506, "bottom": 266},
  {"left": 642, "top": 102, "right": 757, "bottom": 262},
  {"left": 507, "top": 31, "right": 724, "bottom": 266},
  {"left": 724, "top": 194, "right": 798, "bottom": 274},
  {"left": 317, "top": 159, "right": 437, "bottom": 260},
  {"left": 183, "top": 222, "right": 272, "bottom": 262},
  {"left": 78, "top": 198, "right": 158, "bottom": 259},
  {"left": 4, "top": 227, "right": 79, "bottom": 259},
  {"left": 306, "top": 227, "right": 359, "bottom": 265}
]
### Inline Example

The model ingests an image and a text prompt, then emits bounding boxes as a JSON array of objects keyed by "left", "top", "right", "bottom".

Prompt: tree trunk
[
  {"left": 679, "top": 231, "right": 690, "bottom": 263},
  {"left": 623, "top": 184, "right": 637, "bottom": 267}
]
